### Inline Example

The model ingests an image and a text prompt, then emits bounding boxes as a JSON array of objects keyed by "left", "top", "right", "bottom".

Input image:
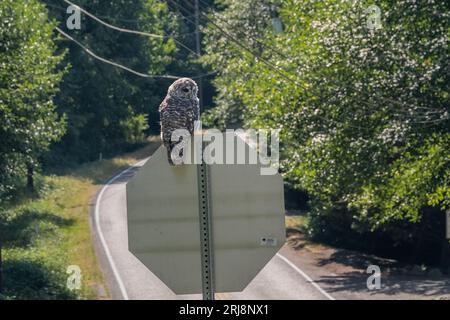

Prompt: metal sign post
[
  {"left": 197, "top": 147, "right": 215, "bottom": 300},
  {"left": 126, "top": 133, "right": 285, "bottom": 295}
]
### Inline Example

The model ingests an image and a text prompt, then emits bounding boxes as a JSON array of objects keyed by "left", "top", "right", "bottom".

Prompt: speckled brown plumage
[{"left": 159, "top": 78, "right": 199, "bottom": 165}]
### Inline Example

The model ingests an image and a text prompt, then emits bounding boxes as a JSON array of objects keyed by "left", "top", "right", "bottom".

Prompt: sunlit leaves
[
  {"left": 202, "top": 0, "right": 449, "bottom": 232},
  {"left": 0, "top": 0, "right": 66, "bottom": 204}
]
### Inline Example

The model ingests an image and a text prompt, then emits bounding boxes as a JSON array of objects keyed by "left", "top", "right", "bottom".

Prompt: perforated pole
[{"left": 197, "top": 142, "right": 215, "bottom": 300}]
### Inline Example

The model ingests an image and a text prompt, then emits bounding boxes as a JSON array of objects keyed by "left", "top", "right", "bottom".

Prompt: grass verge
[{"left": 285, "top": 214, "right": 309, "bottom": 233}]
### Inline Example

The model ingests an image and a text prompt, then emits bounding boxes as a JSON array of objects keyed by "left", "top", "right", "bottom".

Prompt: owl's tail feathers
[
  {"left": 166, "top": 147, "right": 176, "bottom": 166},
  {"left": 165, "top": 141, "right": 186, "bottom": 166},
  {"left": 167, "top": 144, "right": 185, "bottom": 166}
]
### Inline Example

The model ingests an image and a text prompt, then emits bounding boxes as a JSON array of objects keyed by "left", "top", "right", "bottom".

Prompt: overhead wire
[
  {"left": 52, "top": 0, "right": 447, "bottom": 125},
  {"left": 181, "top": 0, "right": 448, "bottom": 125},
  {"left": 47, "top": 1, "right": 198, "bottom": 37},
  {"left": 63, "top": 0, "right": 200, "bottom": 57},
  {"left": 167, "top": 0, "right": 301, "bottom": 85},
  {"left": 54, "top": 26, "right": 214, "bottom": 80}
]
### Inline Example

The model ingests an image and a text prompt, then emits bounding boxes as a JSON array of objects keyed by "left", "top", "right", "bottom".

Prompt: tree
[
  {"left": 202, "top": 0, "right": 449, "bottom": 264},
  {"left": 0, "top": 0, "right": 67, "bottom": 291},
  {"left": 43, "top": 0, "right": 177, "bottom": 163},
  {"left": 201, "top": 0, "right": 277, "bottom": 128},
  {"left": 164, "top": 0, "right": 218, "bottom": 111}
]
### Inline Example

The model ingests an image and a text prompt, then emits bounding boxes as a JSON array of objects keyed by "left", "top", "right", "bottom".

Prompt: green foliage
[
  {"left": 0, "top": 177, "right": 77, "bottom": 300},
  {"left": 0, "top": 0, "right": 66, "bottom": 204},
  {"left": 0, "top": 254, "right": 76, "bottom": 300},
  {"left": 202, "top": 0, "right": 277, "bottom": 128},
  {"left": 348, "top": 134, "right": 450, "bottom": 227},
  {"left": 119, "top": 111, "right": 149, "bottom": 145},
  {"left": 0, "top": 0, "right": 223, "bottom": 299},
  {"left": 165, "top": 0, "right": 217, "bottom": 107},
  {"left": 43, "top": 0, "right": 177, "bottom": 163},
  {"left": 203, "top": 0, "right": 449, "bottom": 259}
]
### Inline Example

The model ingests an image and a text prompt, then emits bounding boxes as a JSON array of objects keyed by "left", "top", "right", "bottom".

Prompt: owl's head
[{"left": 167, "top": 78, "right": 198, "bottom": 100}]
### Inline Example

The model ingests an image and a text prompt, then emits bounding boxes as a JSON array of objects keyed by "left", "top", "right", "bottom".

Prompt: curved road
[{"left": 91, "top": 158, "right": 334, "bottom": 300}]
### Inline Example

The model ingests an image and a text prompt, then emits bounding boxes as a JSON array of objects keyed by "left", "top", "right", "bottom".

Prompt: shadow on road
[
  {"left": 314, "top": 247, "right": 450, "bottom": 298},
  {"left": 316, "top": 271, "right": 450, "bottom": 297},
  {"left": 317, "top": 249, "right": 400, "bottom": 270}
]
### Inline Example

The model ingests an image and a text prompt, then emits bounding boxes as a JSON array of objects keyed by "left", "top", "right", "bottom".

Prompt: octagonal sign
[{"left": 126, "top": 132, "right": 285, "bottom": 294}]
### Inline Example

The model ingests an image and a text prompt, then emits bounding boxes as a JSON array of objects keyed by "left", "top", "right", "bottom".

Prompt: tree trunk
[
  {"left": 0, "top": 238, "right": 3, "bottom": 293},
  {"left": 27, "top": 163, "right": 34, "bottom": 193},
  {"left": 410, "top": 222, "right": 426, "bottom": 264},
  {"left": 440, "top": 239, "right": 450, "bottom": 269},
  {"left": 439, "top": 210, "right": 450, "bottom": 269}
]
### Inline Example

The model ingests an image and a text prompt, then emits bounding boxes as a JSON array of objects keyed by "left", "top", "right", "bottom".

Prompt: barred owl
[{"left": 159, "top": 78, "right": 199, "bottom": 165}]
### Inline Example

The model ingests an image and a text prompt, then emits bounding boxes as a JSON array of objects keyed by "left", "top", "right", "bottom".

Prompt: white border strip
[
  {"left": 94, "top": 159, "right": 147, "bottom": 300},
  {"left": 276, "top": 253, "right": 335, "bottom": 300}
]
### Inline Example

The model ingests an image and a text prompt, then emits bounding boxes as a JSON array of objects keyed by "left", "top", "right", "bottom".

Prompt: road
[{"left": 92, "top": 158, "right": 334, "bottom": 300}]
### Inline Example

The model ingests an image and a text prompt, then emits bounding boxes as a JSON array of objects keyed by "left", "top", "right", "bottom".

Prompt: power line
[
  {"left": 184, "top": 0, "right": 447, "bottom": 125},
  {"left": 54, "top": 26, "right": 214, "bottom": 80},
  {"left": 190, "top": 0, "right": 446, "bottom": 119},
  {"left": 196, "top": 0, "right": 292, "bottom": 61},
  {"left": 169, "top": 0, "right": 300, "bottom": 85},
  {"left": 173, "top": 1, "right": 377, "bottom": 130},
  {"left": 46, "top": 2, "right": 197, "bottom": 37},
  {"left": 63, "top": 0, "right": 200, "bottom": 57},
  {"left": 55, "top": 1, "right": 446, "bottom": 125},
  {"left": 166, "top": 0, "right": 199, "bottom": 27},
  {"left": 54, "top": 26, "right": 177, "bottom": 79},
  {"left": 46, "top": 2, "right": 142, "bottom": 24}
]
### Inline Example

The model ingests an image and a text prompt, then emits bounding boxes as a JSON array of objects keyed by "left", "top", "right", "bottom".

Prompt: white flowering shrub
[{"left": 203, "top": 0, "right": 449, "bottom": 250}]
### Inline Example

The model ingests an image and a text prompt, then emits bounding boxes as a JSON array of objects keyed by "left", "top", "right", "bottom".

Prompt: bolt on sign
[{"left": 126, "top": 132, "right": 285, "bottom": 296}]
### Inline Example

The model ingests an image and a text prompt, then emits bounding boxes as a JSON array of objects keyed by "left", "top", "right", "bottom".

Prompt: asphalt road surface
[{"left": 92, "top": 158, "right": 334, "bottom": 300}]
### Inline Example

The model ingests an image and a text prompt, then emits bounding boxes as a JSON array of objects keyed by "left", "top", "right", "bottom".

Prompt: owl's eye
[{"left": 182, "top": 88, "right": 189, "bottom": 93}]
